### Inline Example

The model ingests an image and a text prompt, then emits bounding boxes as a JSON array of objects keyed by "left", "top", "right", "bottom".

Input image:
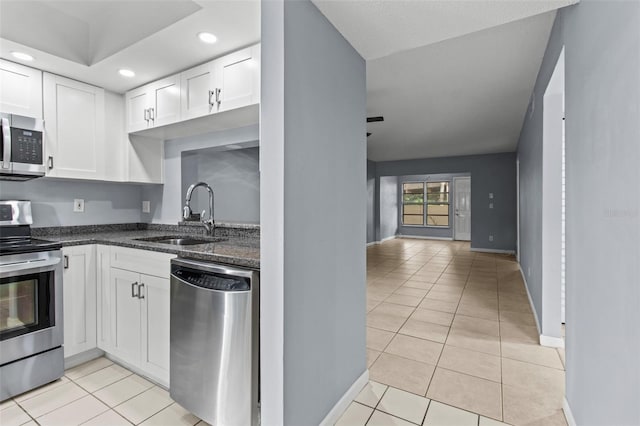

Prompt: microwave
[{"left": 0, "top": 113, "right": 45, "bottom": 181}]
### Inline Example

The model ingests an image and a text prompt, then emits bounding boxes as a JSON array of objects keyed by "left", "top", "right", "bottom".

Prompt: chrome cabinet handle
[
  {"left": 131, "top": 282, "right": 139, "bottom": 298},
  {"left": 144, "top": 109, "right": 149, "bottom": 122},
  {"left": 138, "top": 283, "right": 145, "bottom": 299},
  {"left": 63, "top": 255, "right": 69, "bottom": 269},
  {"left": 208, "top": 90, "right": 215, "bottom": 108},
  {"left": 1, "top": 117, "right": 11, "bottom": 169},
  {"left": 215, "top": 88, "right": 222, "bottom": 105},
  {"left": 48, "top": 156, "right": 54, "bottom": 170},
  {"left": 149, "top": 108, "right": 154, "bottom": 121}
]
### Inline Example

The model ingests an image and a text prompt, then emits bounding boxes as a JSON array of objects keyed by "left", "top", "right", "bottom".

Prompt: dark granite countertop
[{"left": 33, "top": 223, "right": 260, "bottom": 270}]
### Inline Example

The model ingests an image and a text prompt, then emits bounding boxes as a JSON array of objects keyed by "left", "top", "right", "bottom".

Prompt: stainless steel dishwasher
[{"left": 169, "top": 258, "right": 259, "bottom": 426}]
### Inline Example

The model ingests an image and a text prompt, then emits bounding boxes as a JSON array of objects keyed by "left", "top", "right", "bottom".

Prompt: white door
[
  {"left": 140, "top": 274, "right": 170, "bottom": 386},
  {"left": 126, "top": 86, "right": 151, "bottom": 133},
  {"left": 215, "top": 44, "right": 260, "bottom": 112},
  {"left": 180, "top": 61, "right": 216, "bottom": 120},
  {"left": 0, "top": 59, "right": 42, "bottom": 118},
  {"left": 62, "top": 246, "right": 96, "bottom": 358},
  {"left": 43, "top": 73, "right": 105, "bottom": 180},
  {"left": 150, "top": 74, "right": 181, "bottom": 127},
  {"left": 111, "top": 267, "right": 142, "bottom": 366},
  {"left": 454, "top": 177, "right": 471, "bottom": 241}
]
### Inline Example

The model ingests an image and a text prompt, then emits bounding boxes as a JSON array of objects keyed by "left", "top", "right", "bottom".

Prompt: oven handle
[
  {"left": 1, "top": 117, "right": 11, "bottom": 170},
  {"left": 0, "top": 257, "right": 61, "bottom": 276}
]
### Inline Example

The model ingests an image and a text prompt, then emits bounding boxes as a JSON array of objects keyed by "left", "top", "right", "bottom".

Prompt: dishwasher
[{"left": 169, "top": 258, "right": 259, "bottom": 426}]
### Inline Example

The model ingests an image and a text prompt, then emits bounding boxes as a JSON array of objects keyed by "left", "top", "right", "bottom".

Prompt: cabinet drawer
[{"left": 110, "top": 246, "right": 175, "bottom": 278}]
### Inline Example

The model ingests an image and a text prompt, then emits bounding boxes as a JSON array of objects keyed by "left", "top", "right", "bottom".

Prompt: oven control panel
[
  {"left": 0, "top": 204, "right": 12, "bottom": 222},
  {"left": 11, "top": 128, "right": 43, "bottom": 165}
]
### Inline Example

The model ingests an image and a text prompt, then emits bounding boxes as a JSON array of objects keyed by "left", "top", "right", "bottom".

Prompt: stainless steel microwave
[{"left": 0, "top": 113, "right": 45, "bottom": 181}]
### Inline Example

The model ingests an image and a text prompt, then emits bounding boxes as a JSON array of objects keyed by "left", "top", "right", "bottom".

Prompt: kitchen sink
[{"left": 134, "top": 235, "right": 226, "bottom": 245}]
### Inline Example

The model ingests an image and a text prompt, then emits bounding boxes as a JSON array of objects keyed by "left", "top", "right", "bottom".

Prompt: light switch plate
[
  {"left": 74, "top": 199, "right": 85, "bottom": 213},
  {"left": 489, "top": 193, "right": 494, "bottom": 199},
  {"left": 142, "top": 201, "right": 151, "bottom": 213}
]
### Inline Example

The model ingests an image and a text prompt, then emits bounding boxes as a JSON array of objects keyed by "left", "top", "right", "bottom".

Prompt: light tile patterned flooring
[
  {"left": 338, "top": 238, "right": 567, "bottom": 426},
  {"left": 0, "top": 357, "right": 209, "bottom": 426}
]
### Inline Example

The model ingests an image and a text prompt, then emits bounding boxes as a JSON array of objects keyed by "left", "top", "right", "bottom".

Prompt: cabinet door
[
  {"left": 214, "top": 44, "right": 260, "bottom": 112},
  {"left": 62, "top": 246, "right": 96, "bottom": 358},
  {"left": 150, "top": 74, "right": 180, "bottom": 127},
  {"left": 180, "top": 61, "right": 216, "bottom": 120},
  {"left": 96, "top": 246, "right": 112, "bottom": 352},
  {"left": 126, "top": 86, "right": 151, "bottom": 133},
  {"left": 140, "top": 274, "right": 170, "bottom": 386},
  {"left": 43, "top": 73, "right": 106, "bottom": 180},
  {"left": 111, "top": 267, "right": 142, "bottom": 366},
  {"left": 0, "top": 59, "right": 43, "bottom": 118}
]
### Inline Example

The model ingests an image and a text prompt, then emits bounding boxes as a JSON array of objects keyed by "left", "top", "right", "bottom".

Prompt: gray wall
[
  {"left": 263, "top": 0, "right": 367, "bottom": 423},
  {"left": 142, "top": 125, "right": 259, "bottom": 224},
  {"left": 366, "top": 160, "right": 376, "bottom": 243},
  {"left": 375, "top": 153, "right": 517, "bottom": 251},
  {"left": 563, "top": 1, "right": 639, "bottom": 423},
  {"left": 516, "top": 11, "right": 564, "bottom": 335},
  {"left": 378, "top": 176, "right": 398, "bottom": 241},
  {"left": 183, "top": 147, "right": 260, "bottom": 224},
  {"left": 0, "top": 179, "right": 143, "bottom": 227},
  {"left": 517, "top": 2, "right": 640, "bottom": 423}
]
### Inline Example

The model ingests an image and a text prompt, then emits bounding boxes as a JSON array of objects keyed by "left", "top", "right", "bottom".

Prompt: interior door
[{"left": 454, "top": 177, "right": 471, "bottom": 241}]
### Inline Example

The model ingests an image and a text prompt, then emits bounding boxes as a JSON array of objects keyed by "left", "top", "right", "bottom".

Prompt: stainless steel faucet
[{"left": 183, "top": 182, "right": 215, "bottom": 235}]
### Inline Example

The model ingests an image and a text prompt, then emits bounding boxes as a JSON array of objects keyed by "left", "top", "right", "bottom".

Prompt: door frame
[{"left": 453, "top": 176, "right": 471, "bottom": 241}]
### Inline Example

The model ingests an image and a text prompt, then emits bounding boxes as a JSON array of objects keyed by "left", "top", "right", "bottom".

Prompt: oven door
[{"left": 0, "top": 250, "right": 63, "bottom": 365}]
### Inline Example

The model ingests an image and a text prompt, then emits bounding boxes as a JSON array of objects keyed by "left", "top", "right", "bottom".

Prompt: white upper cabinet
[
  {"left": 0, "top": 59, "right": 43, "bottom": 118},
  {"left": 180, "top": 61, "right": 216, "bottom": 120},
  {"left": 43, "top": 73, "right": 106, "bottom": 180},
  {"left": 215, "top": 44, "right": 260, "bottom": 113},
  {"left": 126, "top": 74, "right": 180, "bottom": 133}
]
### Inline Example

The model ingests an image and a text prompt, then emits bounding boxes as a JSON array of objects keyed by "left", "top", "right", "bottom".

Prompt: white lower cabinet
[
  {"left": 62, "top": 245, "right": 97, "bottom": 358},
  {"left": 96, "top": 246, "right": 174, "bottom": 386}
]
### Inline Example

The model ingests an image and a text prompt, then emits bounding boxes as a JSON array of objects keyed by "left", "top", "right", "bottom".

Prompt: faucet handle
[{"left": 183, "top": 205, "right": 191, "bottom": 220}]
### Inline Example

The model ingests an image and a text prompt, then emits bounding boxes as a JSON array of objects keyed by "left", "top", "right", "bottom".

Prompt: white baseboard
[
  {"left": 367, "top": 236, "right": 397, "bottom": 246},
  {"left": 64, "top": 348, "right": 105, "bottom": 369},
  {"left": 540, "top": 335, "right": 565, "bottom": 348},
  {"left": 563, "top": 397, "right": 576, "bottom": 426},
  {"left": 471, "top": 248, "right": 516, "bottom": 254},
  {"left": 319, "top": 370, "right": 369, "bottom": 426},
  {"left": 398, "top": 235, "right": 453, "bottom": 241},
  {"left": 519, "top": 265, "right": 542, "bottom": 335},
  {"left": 518, "top": 265, "right": 565, "bottom": 348}
]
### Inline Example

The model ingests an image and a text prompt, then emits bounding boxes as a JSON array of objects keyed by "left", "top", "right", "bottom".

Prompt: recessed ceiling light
[
  {"left": 11, "top": 51, "right": 34, "bottom": 61},
  {"left": 198, "top": 32, "right": 218, "bottom": 44},
  {"left": 118, "top": 69, "right": 135, "bottom": 78}
]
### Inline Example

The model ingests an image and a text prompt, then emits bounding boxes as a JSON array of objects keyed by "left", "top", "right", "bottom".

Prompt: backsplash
[{"left": 0, "top": 179, "right": 144, "bottom": 227}]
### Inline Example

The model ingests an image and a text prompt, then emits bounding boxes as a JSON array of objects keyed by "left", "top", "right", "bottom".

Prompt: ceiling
[
  {"left": 0, "top": 0, "right": 260, "bottom": 93},
  {"left": 313, "top": 0, "right": 577, "bottom": 161}
]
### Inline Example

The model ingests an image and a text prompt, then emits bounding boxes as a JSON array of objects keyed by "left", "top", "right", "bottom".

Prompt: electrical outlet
[
  {"left": 489, "top": 202, "right": 494, "bottom": 209},
  {"left": 489, "top": 234, "right": 494, "bottom": 242},
  {"left": 142, "top": 201, "right": 151, "bottom": 213},
  {"left": 73, "top": 199, "right": 85, "bottom": 213}
]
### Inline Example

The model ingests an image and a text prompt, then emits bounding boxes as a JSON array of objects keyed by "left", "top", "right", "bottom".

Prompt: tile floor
[
  {"left": 0, "top": 357, "right": 208, "bottom": 426},
  {"left": 338, "top": 238, "right": 567, "bottom": 426}
]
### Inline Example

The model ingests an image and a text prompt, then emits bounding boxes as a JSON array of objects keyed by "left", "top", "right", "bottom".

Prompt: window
[{"left": 402, "top": 181, "right": 450, "bottom": 227}]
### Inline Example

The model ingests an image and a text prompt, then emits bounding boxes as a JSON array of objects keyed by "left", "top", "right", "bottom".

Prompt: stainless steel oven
[
  {"left": 0, "top": 201, "right": 64, "bottom": 401},
  {"left": 0, "top": 113, "right": 45, "bottom": 181}
]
